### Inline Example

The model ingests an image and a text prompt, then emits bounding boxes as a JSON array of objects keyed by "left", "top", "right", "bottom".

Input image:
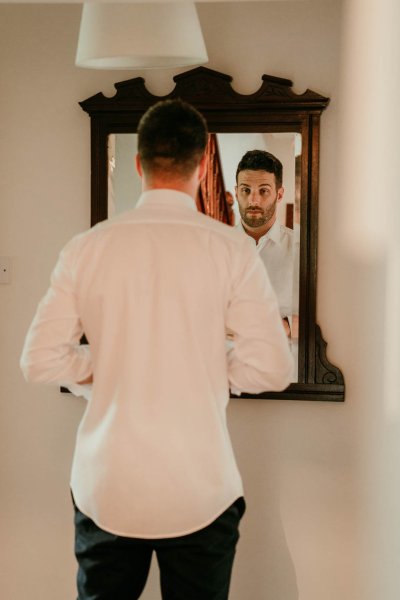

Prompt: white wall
[{"left": 1, "top": 2, "right": 399, "bottom": 599}]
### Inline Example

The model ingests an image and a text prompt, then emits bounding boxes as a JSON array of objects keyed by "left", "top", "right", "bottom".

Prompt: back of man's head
[
  {"left": 236, "top": 150, "right": 283, "bottom": 189},
  {"left": 138, "top": 99, "right": 208, "bottom": 180}
]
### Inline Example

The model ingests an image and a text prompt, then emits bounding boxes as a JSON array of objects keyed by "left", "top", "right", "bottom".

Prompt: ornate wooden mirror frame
[{"left": 79, "top": 67, "right": 344, "bottom": 401}]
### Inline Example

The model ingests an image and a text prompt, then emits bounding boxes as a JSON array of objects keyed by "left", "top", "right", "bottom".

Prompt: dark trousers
[{"left": 73, "top": 497, "right": 245, "bottom": 600}]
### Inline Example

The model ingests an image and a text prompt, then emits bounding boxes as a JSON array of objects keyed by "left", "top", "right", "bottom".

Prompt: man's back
[
  {"left": 21, "top": 188, "right": 292, "bottom": 537},
  {"left": 71, "top": 189, "right": 249, "bottom": 537}
]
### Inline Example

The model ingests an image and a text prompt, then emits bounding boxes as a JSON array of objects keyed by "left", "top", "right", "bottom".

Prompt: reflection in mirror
[{"left": 108, "top": 132, "right": 301, "bottom": 380}]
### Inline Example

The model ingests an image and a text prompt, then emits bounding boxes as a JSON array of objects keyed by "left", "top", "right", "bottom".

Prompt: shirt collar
[
  {"left": 264, "top": 220, "right": 281, "bottom": 244},
  {"left": 136, "top": 189, "right": 197, "bottom": 211},
  {"left": 238, "top": 219, "right": 281, "bottom": 247}
]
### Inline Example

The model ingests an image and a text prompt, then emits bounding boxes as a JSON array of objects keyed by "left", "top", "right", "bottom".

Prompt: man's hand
[
  {"left": 77, "top": 374, "right": 93, "bottom": 384},
  {"left": 282, "top": 317, "right": 291, "bottom": 337}
]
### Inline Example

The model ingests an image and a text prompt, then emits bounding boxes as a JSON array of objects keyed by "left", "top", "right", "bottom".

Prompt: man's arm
[
  {"left": 226, "top": 241, "right": 294, "bottom": 394},
  {"left": 20, "top": 236, "right": 93, "bottom": 388}
]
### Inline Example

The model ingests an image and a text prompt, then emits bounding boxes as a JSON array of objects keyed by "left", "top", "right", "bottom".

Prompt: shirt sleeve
[
  {"left": 66, "top": 382, "right": 92, "bottom": 401},
  {"left": 20, "top": 236, "right": 92, "bottom": 387},
  {"left": 226, "top": 238, "right": 294, "bottom": 394}
]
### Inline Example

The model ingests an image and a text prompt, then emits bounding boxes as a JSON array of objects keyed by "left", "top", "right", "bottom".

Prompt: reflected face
[{"left": 235, "top": 170, "right": 283, "bottom": 230}]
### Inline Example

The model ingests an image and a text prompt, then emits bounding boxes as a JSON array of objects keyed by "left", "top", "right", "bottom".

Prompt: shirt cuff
[{"left": 66, "top": 383, "right": 92, "bottom": 401}]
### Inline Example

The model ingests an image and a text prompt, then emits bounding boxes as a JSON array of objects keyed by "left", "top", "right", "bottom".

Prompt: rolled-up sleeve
[
  {"left": 20, "top": 237, "right": 92, "bottom": 386},
  {"left": 226, "top": 239, "right": 294, "bottom": 394}
]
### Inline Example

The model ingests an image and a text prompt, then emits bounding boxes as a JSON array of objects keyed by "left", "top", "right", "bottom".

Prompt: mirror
[{"left": 80, "top": 67, "right": 344, "bottom": 401}]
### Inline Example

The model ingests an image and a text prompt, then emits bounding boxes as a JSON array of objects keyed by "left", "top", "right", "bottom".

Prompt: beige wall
[{"left": 1, "top": 2, "right": 399, "bottom": 599}]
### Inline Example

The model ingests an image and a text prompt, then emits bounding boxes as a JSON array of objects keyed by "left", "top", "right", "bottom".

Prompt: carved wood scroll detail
[{"left": 79, "top": 67, "right": 330, "bottom": 114}]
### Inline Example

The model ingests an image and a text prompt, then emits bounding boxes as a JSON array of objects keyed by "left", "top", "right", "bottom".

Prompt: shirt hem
[{"left": 71, "top": 489, "right": 244, "bottom": 539}]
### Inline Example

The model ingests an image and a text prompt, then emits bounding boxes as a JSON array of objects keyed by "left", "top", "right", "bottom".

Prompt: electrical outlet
[{"left": 0, "top": 257, "right": 11, "bottom": 284}]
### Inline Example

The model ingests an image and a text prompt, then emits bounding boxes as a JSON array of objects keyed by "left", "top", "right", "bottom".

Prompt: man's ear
[
  {"left": 277, "top": 186, "right": 285, "bottom": 203},
  {"left": 198, "top": 153, "right": 208, "bottom": 181},
  {"left": 135, "top": 154, "right": 143, "bottom": 178}
]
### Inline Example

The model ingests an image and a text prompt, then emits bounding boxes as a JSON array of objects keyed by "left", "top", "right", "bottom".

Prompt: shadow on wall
[{"left": 228, "top": 400, "right": 298, "bottom": 600}]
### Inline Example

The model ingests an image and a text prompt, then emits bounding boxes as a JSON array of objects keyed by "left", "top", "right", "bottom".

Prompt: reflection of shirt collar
[
  {"left": 238, "top": 219, "right": 281, "bottom": 248},
  {"left": 136, "top": 189, "right": 197, "bottom": 211},
  {"left": 264, "top": 220, "right": 281, "bottom": 244}
]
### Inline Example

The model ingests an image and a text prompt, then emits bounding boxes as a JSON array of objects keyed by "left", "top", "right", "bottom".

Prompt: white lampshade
[{"left": 75, "top": 2, "right": 208, "bottom": 70}]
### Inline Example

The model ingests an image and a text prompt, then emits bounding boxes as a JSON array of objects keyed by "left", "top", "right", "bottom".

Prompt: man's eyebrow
[{"left": 238, "top": 182, "right": 272, "bottom": 187}]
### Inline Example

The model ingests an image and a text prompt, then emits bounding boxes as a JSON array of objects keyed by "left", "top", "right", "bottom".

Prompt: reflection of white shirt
[
  {"left": 20, "top": 190, "right": 293, "bottom": 539},
  {"left": 238, "top": 220, "right": 299, "bottom": 319}
]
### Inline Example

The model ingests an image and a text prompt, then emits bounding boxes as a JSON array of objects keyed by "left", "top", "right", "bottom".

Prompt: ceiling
[{"left": 0, "top": 0, "right": 307, "bottom": 4}]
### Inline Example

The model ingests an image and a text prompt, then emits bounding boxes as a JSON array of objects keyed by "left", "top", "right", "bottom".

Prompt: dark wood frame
[{"left": 79, "top": 66, "right": 344, "bottom": 401}]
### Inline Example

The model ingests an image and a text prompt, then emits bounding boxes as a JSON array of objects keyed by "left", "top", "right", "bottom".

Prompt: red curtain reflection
[{"left": 196, "top": 134, "right": 234, "bottom": 226}]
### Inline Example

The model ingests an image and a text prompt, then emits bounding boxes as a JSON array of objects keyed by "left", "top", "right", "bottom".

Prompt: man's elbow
[
  {"left": 20, "top": 361, "right": 49, "bottom": 384},
  {"left": 266, "top": 357, "right": 295, "bottom": 391},
  {"left": 269, "top": 369, "right": 293, "bottom": 391},
  {"left": 20, "top": 355, "right": 60, "bottom": 385},
  {"left": 20, "top": 355, "right": 32, "bottom": 382}
]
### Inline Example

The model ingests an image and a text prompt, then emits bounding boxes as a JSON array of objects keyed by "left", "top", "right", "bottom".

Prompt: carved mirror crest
[{"left": 79, "top": 67, "right": 344, "bottom": 401}]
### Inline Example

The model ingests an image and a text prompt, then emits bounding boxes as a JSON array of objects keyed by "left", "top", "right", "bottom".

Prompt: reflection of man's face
[{"left": 235, "top": 170, "right": 284, "bottom": 231}]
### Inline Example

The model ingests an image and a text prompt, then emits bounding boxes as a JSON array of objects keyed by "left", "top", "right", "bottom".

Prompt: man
[
  {"left": 20, "top": 100, "right": 293, "bottom": 600},
  {"left": 235, "top": 149, "right": 299, "bottom": 338}
]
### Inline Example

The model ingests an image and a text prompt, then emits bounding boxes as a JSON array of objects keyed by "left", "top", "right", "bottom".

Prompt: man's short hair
[
  {"left": 138, "top": 99, "right": 208, "bottom": 179},
  {"left": 236, "top": 150, "right": 283, "bottom": 189}
]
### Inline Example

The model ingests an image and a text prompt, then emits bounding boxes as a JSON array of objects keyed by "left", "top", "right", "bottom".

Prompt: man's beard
[{"left": 239, "top": 199, "right": 277, "bottom": 229}]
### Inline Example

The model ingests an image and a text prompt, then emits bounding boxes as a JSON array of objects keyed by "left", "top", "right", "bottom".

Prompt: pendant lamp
[{"left": 75, "top": 2, "right": 208, "bottom": 70}]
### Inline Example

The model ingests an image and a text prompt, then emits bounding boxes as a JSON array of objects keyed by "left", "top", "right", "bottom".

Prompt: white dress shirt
[
  {"left": 238, "top": 220, "right": 299, "bottom": 319},
  {"left": 21, "top": 190, "right": 293, "bottom": 538}
]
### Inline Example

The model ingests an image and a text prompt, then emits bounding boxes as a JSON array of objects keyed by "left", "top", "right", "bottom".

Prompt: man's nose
[{"left": 248, "top": 192, "right": 259, "bottom": 205}]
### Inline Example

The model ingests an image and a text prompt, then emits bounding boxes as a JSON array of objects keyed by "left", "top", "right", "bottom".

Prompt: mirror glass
[{"left": 108, "top": 132, "right": 301, "bottom": 381}]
